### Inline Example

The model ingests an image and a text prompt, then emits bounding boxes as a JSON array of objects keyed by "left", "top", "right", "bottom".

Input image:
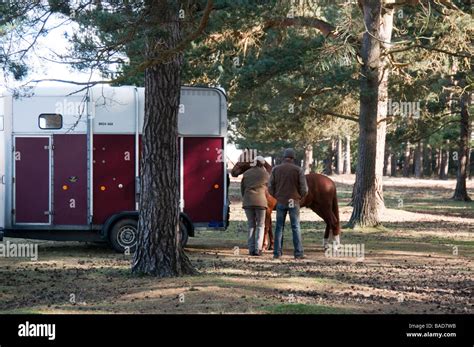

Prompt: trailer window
[{"left": 39, "top": 114, "right": 62, "bottom": 130}]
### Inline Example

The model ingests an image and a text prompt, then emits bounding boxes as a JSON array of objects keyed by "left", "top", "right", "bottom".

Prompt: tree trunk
[
  {"left": 384, "top": 145, "right": 391, "bottom": 176},
  {"left": 349, "top": 0, "right": 392, "bottom": 228},
  {"left": 452, "top": 92, "right": 472, "bottom": 201},
  {"left": 469, "top": 149, "right": 472, "bottom": 180},
  {"left": 440, "top": 141, "right": 450, "bottom": 180},
  {"left": 402, "top": 141, "right": 411, "bottom": 177},
  {"left": 425, "top": 143, "right": 432, "bottom": 177},
  {"left": 324, "top": 138, "right": 335, "bottom": 175},
  {"left": 303, "top": 143, "right": 313, "bottom": 174},
  {"left": 132, "top": 0, "right": 195, "bottom": 277},
  {"left": 343, "top": 134, "right": 351, "bottom": 174},
  {"left": 414, "top": 141, "right": 423, "bottom": 178},
  {"left": 336, "top": 136, "right": 343, "bottom": 174},
  {"left": 390, "top": 148, "right": 398, "bottom": 177},
  {"left": 435, "top": 147, "right": 441, "bottom": 177}
]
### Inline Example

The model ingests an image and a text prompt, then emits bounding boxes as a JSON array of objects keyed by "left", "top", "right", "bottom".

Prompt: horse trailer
[{"left": 0, "top": 85, "right": 229, "bottom": 252}]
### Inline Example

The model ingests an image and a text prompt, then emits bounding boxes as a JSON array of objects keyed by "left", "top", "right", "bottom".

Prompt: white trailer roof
[{"left": 1, "top": 85, "right": 227, "bottom": 136}]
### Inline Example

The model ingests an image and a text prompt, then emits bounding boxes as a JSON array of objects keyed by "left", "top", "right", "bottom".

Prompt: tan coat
[{"left": 241, "top": 166, "right": 269, "bottom": 209}]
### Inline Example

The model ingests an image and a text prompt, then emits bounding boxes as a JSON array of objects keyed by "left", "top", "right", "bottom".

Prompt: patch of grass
[
  {"left": 343, "top": 225, "right": 389, "bottom": 233},
  {"left": 0, "top": 308, "right": 43, "bottom": 314},
  {"left": 93, "top": 266, "right": 135, "bottom": 278},
  {"left": 262, "top": 303, "right": 349, "bottom": 314},
  {"left": 193, "top": 227, "right": 247, "bottom": 242},
  {"left": 384, "top": 196, "right": 474, "bottom": 218}
]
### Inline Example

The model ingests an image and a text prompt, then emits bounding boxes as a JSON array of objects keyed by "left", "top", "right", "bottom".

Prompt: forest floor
[{"left": 0, "top": 175, "right": 472, "bottom": 314}]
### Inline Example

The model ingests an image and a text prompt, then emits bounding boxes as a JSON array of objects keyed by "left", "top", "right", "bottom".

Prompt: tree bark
[
  {"left": 349, "top": 0, "right": 392, "bottom": 228},
  {"left": 303, "top": 143, "right": 313, "bottom": 174},
  {"left": 414, "top": 141, "right": 423, "bottom": 178},
  {"left": 343, "top": 134, "right": 351, "bottom": 174},
  {"left": 452, "top": 92, "right": 472, "bottom": 201},
  {"left": 336, "top": 136, "right": 343, "bottom": 174},
  {"left": 132, "top": 0, "right": 195, "bottom": 277}
]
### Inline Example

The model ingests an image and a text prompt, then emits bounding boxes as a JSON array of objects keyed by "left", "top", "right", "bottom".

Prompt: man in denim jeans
[{"left": 269, "top": 148, "right": 308, "bottom": 259}]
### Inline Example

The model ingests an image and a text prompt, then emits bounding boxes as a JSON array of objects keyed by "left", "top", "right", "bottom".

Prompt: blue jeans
[{"left": 273, "top": 203, "right": 304, "bottom": 257}]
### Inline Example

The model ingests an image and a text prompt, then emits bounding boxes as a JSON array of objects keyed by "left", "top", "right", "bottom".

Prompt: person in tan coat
[{"left": 241, "top": 156, "right": 269, "bottom": 255}]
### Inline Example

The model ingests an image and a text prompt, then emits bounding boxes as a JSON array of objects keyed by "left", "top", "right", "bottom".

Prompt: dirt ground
[{"left": 0, "top": 175, "right": 472, "bottom": 314}]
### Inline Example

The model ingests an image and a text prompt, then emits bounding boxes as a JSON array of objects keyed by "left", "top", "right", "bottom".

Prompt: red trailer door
[
  {"left": 53, "top": 134, "right": 88, "bottom": 225},
  {"left": 93, "top": 135, "right": 135, "bottom": 224},
  {"left": 14, "top": 137, "right": 50, "bottom": 224},
  {"left": 183, "top": 137, "right": 224, "bottom": 225}
]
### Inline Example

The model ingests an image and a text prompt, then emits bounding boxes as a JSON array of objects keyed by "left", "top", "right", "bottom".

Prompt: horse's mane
[{"left": 263, "top": 161, "right": 272, "bottom": 174}]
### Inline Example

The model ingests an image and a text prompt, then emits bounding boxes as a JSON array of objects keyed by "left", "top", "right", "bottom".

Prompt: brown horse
[{"left": 231, "top": 160, "right": 341, "bottom": 250}]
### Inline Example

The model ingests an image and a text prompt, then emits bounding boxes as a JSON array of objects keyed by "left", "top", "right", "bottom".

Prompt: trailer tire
[
  {"left": 179, "top": 220, "right": 189, "bottom": 248},
  {"left": 109, "top": 217, "right": 187, "bottom": 252},
  {"left": 109, "top": 218, "right": 138, "bottom": 253}
]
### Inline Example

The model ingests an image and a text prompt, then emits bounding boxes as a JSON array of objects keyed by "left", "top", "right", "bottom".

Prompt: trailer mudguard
[
  {"left": 179, "top": 212, "right": 195, "bottom": 237},
  {"left": 100, "top": 211, "right": 138, "bottom": 240},
  {"left": 100, "top": 211, "right": 195, "bottom": 239}
]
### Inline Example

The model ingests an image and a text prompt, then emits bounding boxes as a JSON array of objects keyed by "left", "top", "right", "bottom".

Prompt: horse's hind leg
[
  {"left": 309, "top": 205, "right": 332, "bottom": 250},
  {"left": 324, "top": 212, "right": 341, "bottom": 249},
  {"left": 323, "top": 224, "right": 332, "bottom": 250},
  {"left": 262, "top": 208, "right": 273, "bottom": 250},
  {"left": 267, "top": 215, "right": 274, "bottom": 250}
]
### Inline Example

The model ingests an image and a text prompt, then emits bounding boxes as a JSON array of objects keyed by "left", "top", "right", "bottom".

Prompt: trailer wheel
[
  {"left": 109, "top": 218, "right": 138, "bottom": 253},
  {"left": 179, "top": 220, "right": 189, "bottom": 248}
]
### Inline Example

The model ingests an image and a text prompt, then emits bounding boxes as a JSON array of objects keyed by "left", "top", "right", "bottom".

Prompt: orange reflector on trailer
[
  {"left": 214, "top": 184, "right": 219, "bottom": 189},
  {"left": 100, "top": 186, "right": 106, "bottom": 191},
  {"left": 62, "top": 185, "right": 68, "bottom": 191}
]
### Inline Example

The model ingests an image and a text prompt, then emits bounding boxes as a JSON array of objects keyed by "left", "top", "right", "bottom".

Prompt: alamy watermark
[
  {"left": 388, "top": 99, "right": 421, "bottom": 118},
  {"left": 18, "top": 321, "right": 55, "bottom": 341},
  {"left": 0, "top": 241, "right": 38, "bottom": 261},
  {"left": 325, "top": 243, "right": 365, "bottom": 261},
  {"left": 238, "top": 148, "right": 258, "bottom": 163}
]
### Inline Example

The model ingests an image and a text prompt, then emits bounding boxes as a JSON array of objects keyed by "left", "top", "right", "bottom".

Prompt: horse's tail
[{"left": 332, "top": 189, "right": 341, "bottom": 236}]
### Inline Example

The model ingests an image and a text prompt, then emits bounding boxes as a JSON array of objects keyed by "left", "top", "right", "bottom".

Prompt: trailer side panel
[
  {"left": 92, "top": 134, "right": 135, "bottom": 224},
  {"left": 14, "top": 137, "right": 50, "bottom": 224},
  {"left": 53, "top": 134, "right": 88, "bottom": 225},
  {"left": 183, "top": 137, "right": 224, "bottom": 226}
]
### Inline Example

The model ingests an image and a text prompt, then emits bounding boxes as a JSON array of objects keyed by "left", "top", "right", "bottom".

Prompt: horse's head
[
  {"left": 231, "top": 159, "right": 272, "bottom": 177},
  {"left": 231, "top": 161, "right": 252, "bottom": 177}
]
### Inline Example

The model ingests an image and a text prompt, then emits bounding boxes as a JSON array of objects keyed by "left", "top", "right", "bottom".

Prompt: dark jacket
[
  {"left": 241, "top": 166, "right": 269, "bottom": 209},
  {"left": 268, "top": 160, "right": 308, "bottom": 206}
]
